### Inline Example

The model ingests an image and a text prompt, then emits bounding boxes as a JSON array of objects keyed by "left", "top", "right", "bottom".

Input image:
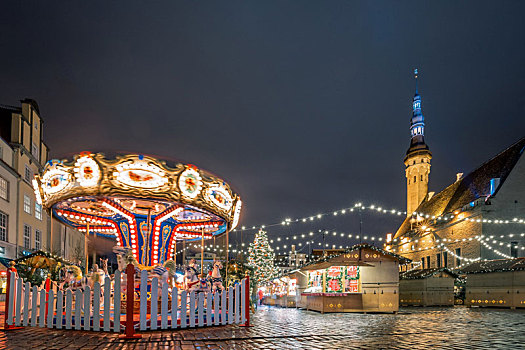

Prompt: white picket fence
[
  {"left": 6, "top": 270, "right": 123, "bottom": 332},
  {"left": 6, "top": 268, "right": 248, "bottom": 333}
]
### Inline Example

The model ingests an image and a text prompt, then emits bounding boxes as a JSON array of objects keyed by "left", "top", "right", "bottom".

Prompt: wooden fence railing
[{"left": 4, "top": 263, "right": 250, "bottom": 335}]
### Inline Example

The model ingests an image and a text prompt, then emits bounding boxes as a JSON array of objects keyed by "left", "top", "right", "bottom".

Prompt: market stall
[
  {"left": 460, "top": 258, "right": 525, "bottom": 308},
  {"left": 399, "top": 268, "right": 457, "bottom": 306},
  {"left": 300, "top": 243, "right": 410, "bottom": 313}
]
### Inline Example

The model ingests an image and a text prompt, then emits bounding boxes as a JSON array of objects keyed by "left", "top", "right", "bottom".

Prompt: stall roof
[
  {"left": 15, "top": 250, "right": 75, "bottom": 269},
  {"left": 300, "top": 243, "right": 411, "bottom": 271},
  {"left": 400, "top": 267, "right": 458, "bottom": 280},
  {"left": 458, "top": 258, "right": 525, "bottom": 274}
]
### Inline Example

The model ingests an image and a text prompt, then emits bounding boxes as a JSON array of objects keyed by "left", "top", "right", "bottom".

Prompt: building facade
[
  {"left": 390, "top": 73, "right": 525, "bottom": 269},
  {"left": 0, "top": 99, "right": 85, "bottom": 261}
]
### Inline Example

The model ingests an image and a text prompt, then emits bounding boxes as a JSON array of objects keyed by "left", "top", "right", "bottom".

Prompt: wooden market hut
[
  {"left": 262, "top": 270, "right": 307, "bottom": 308},
  {"left": 399, "top": 268, "right": 458, "bottom": 306},
  {"left": 460, "top": 258, "right": 525, "bottom": 308},
  {"left": 299, "top": 243, "right": 411, "bottom": 313}
]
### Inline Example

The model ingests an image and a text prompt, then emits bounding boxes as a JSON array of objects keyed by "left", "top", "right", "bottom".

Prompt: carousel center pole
[
  {"left": 225, "top": 230, "right": 229, "bottom": 286},
  {"left": 50, "top": 210, "right": 53, "bottom": 253},
  {"left": 85, "top": 223, "right": 89, "bottom": 274},
  {"left": 200, "top": 229, "right": 205, "bottom": 275},
  {"left": 183, "top": 239, "right": 186, "bottom": 266},
  {"left": 173, "top": 237, "right": 177, "bottom": 262}
]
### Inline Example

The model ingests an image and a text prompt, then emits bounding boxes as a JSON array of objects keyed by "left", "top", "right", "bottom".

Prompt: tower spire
[
  {"left": 404, "top": 68, "right": 432, "bottom": 217},
  {"left": 414, "top": 68, "right": 418, "bottom": 94}
]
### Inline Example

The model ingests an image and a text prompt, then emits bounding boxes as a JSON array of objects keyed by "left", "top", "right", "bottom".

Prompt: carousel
[{"left": 32, "top": 152, "right": 242, "bottom": 290}]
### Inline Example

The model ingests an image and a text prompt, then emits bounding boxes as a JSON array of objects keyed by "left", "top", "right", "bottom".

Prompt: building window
[
  {"left": 35, "top": 230, "right": 41, "bottom": 250},
  {"left": 421, "top": 257, "right": 425, "bottom": 269},
  {"left": 414, "top": 176, "right": 417, "bottom": 183},
  {"left": 23, "top": 224, "right": 31, "bottom": 249},
  {"left": 31, "top": 143, "right": 39, "bottom": 161},
  {"left": 455, "top": 248, "right": 461, "bottom": 267},
  {"left": 426, "top": 256, "right": 430, "bottom": 268},
  {"left": 443, "top": 251, "right": 448, "bottom": 268},
  {"left": 35, "top": 203, "right": 42, "bottom": 220},
  {"left": 511, "top": 242, "right": 518, "bottom": 258},
  {"left": 421, "top": 175, "right": 423, "bottom": 181},
  {"left": 436, "top": 253, "right": 441, "bottom": 268},
  {"left": 0, "top": 211, "right": 7, "bottom": 242},
  {"left": 24, "top": 195, "right": 31, "bottom": 214},
  {"left": 0, "top": 176, "right": 8, "bottom": 201},
  {"left": 24, "top": 165, "right": 33, "bottom": 183}
]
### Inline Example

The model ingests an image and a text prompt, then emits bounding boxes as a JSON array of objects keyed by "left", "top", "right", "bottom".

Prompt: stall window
[
  {"left": 23, "top": 224, "right": 31, "bottom": 249},
  {"left": 0, "top": 211, "right": 7, "bottom": 242}
]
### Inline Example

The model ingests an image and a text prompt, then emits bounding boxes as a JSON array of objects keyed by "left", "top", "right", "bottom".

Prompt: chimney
[
  {"left": 291, "top": 245, "right": 296, "bottom": 253},
  {"left": 456, "top": 173, "right": 463, "bottom": 182}
]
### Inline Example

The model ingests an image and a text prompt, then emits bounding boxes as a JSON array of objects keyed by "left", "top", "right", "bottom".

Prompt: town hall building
[{"left": 390, "top": 71, "right": 525, "bottom": 269}]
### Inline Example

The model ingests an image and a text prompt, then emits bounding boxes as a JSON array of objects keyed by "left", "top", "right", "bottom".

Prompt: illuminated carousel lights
[
  {"left": 41, "top": 166, "right": 72, "bottom": 195},
  {"left": 32, "top": 178, "right": 43, "bottom": 205},
  {"left": 178, "top": 166, "right": 203, "bottom": 199},
  {"left": 205, "top": 184, "right": 233, "bottom": 212},
  {"left": 231, "top": 199, "right": 242, "bottom": 230},
  {"left": 74, "top": 155, "right": 101, "bottom": 187},
  {"left": 113, "top": 160, "right": 168, "bottom": 188}
]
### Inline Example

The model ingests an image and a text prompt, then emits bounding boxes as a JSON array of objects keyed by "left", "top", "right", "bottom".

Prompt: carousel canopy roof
[{"left": 33, "top": 152, "right": 242, "bottom": 266}]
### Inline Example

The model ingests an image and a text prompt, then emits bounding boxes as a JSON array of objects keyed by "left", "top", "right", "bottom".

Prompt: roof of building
[
  {"left": 458, "top": 258, "right": 525, "bottom": 274},
  {"left": 400, "top": 267, "right": 458, "bottom": 280},
  {"left": 396, "top": 137, "right": 525, "bottom": 238},
  {"left": 300, "top": 243, "right": 412, "bottom": 271}
]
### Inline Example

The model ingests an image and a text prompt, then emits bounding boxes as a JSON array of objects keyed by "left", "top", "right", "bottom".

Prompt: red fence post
[
  {"left": 120, "top": 263, "right": 141, "bottom": 339},
  {"left": 240, "top": 274, "right": 252, "bottom": 327},
  {"left": 44, "top": 274, "right": 51, "bottom": 319},
  {"left": 3, "top": 262, "right": 23, "bottom": 330}
]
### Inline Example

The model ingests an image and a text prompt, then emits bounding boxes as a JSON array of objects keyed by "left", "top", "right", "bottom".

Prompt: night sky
[{"left": 2, "top": 1, "right": 525, "bottom": 251}]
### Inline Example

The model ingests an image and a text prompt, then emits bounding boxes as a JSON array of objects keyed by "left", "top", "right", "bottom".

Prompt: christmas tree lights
[{"left": 247, "top": 229, "right": 277, "bottom": 285}]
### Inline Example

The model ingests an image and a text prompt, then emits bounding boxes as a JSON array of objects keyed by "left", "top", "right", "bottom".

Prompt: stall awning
[{"left": 301, "top": 260, "right": 373, "bottom": 271}]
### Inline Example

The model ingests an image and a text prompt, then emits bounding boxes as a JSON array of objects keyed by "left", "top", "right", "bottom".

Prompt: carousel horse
[
  {"left": 58, "top": 265, "right": 84, "bottom": 291},
  {"left": 89, "top": 263, "right": 108, "bottom": 291},
  {"left": 196, "top": 274, "right": 210, "bottom": 293},
  {"left": 208, "top": 261, "right": 224, "bottom": 292},
  {"left": 183, "top": 259, "right": 199, "bottom": 291},
  {"left": 100, "top": 257, "right": 110, "bottom": 277}
]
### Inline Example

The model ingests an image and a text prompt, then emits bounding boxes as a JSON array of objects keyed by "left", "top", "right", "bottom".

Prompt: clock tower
[{"left": 404, "top": 69, "right": 432, "bottom": 216}]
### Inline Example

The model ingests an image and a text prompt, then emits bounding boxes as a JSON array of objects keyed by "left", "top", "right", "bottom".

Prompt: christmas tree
[{"left": 247, "top": 229, "right": 277, "bottom": 285}]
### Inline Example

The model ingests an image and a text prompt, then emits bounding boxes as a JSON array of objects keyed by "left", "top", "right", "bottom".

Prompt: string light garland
[{"left": 233, "top": 202, "right": 525, "bottom": 234}]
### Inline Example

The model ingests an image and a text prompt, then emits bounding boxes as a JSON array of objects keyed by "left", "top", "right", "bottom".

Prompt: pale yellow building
[{"left": 0, "top": 99, "right": 85, "bottom": 262}]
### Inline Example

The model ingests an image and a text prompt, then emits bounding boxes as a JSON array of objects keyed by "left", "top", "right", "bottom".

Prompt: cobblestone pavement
[{"left": 1, "top": 305, "right": 525, "bottom": 349}]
